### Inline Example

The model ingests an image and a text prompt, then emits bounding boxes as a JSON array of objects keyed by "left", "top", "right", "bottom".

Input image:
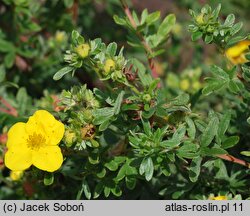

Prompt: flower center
[{"left": 27, "top": 133, "right": 46, "bottom": 150}]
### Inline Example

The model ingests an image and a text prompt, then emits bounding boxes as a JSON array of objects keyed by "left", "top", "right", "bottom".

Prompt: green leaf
[
  {"left": 177, "top": 143, "right": 199, "bottom": 159},
  {"left": 230, "top": 22, "right": 243, "bottom": 35},
  {"left": 53, "top": 66, "right": 74, "bottom": 80},
  {"left": 0, "top": 65, "right": 6, "bottom": 82},
  {"left": 202, "top": 78, "right": 227, "bottom": 95},
  {"left": 16, "top": 87, "right": 28, "bottom": 115},
  {"left": 205, "top": 34, "right": 213, "bottom": 44},
  {"left": 114, "top": 91, "right": 125, "bottom": 115},
  {"left": 93, "top": 182, "right": 104, "bottom": 199},
  {"left": 173, "top": 126, "right": 186, "bottom": 141},
  {"left": 106, "top": 42, "right": 117, "bottom": 57},
  {"left": 224, "top": 14, "right": 235, "bottom": 27},
  {"left": 240, "top": 151, "right": 250, "bottom": 157},
  {"left": 171, "top": 93, "right": 190, "bottom": 106},
  {"left": 93, "top": 107, "right": 114, "bottom": 125},
  {"left": 139, "top": 157, "right": 154, "bottom": 181},
  {"left": 185, "top": 117, "right": 196, "bottom": 139},
  {"left": 99, "top": 119, "right": 110, "bottom": 131},
  {"left": 142, "top": 119, "right": 151, "bottom": 136},
  {"left": 71, "top": 30, "right": 81, "bottom": 45},
  {"left": 189, "top": 157, "right": 202, "bottom": 182},
  {"left": 161, "top": 126, "right": 186, "bottom": 148},
  {"left": 125, "top": 177, "right": 136, "bottom": 190},
  {"left": 43, "top": 173, "right": 54, "bottom": 186},
  {"left": 146, "top": 11, "right": 160, "bottom": 25},
  {"left": 228, "top": 80, "right": 241, "bottom": 93},
  {"left": 105, "top": 160, "right": 119, "bottom": 171},
  {"left": 116, "top": 164, "right": 127, "bottom": 181},
  {"left": 222, "top": 136, "right": 239, "bottom": 149},
  {"left": 191, "top": 31, "right": 202, "bottom": 41},
  {"left": 212, "top": 4, "right": 221, "bottom": 19},
  {"left": 103, "top": 187, "right": 110, "bottom": 198},
  {"left": 63, "top": 0, "right": 74, "bottom": 8},
  {"left": 140, "top": 9, "right": 148, "bottom": 25},
  {"left": 210, "top": 65, "right": 229, "bottom": 80},
  {"left": 214, "top": 159, "right": 228, "bottom": 179},
  {"left": 200, "top": 116, "right": 219, "bottom": 147},
  {"left": 96, "top": 168, "right": 106, "bottom": 178},
  {"left": 113, "top": 15, "right": 127, "bottom": 26},
  {"left": 111, "top": 185, "right": 122, "bottom": 197},
  {"left": 201, "top": 147, "right": 227, "bottom": 156},
  {"left": 0, "top": 39, "right": 14, "bottom": 52},
  {"left": 4, "top": 51, "right": 15, "bottom": 68},
  {"left": 157, "top": 14, "right": 176, "bottom": 43},
  {"left": 217, "top": 111, "right": 231, "bottom": 141},
  {"left": 76, "top": 179, "right": 91, "bottom": 200}
]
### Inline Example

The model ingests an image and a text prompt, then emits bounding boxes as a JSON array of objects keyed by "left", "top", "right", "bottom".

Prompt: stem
[
  {"left": 217, "top": 154, "right": 250, "bottom": 168},
  {"left": 0, "top": 97, "right": 18, "bottom": 117},
  {"left": 120, "top": 0, "right": 160, "bottom": 86},
  {"left": 124, "top": 81, "right": 140, "bottom": 95}
]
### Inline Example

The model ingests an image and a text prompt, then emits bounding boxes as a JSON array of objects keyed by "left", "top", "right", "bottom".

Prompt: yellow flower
[
  {"left": 104, "top": 59, "right": 115, "bottom": 74},
  {"left": 55, "top": 31, "right": 67, "bottom": 43},
  {"left": 210, "top": 195, "right": 227, "bottom": 200},
  {"left": 196, "top": 14, "right": 204, "bottom": 24},
  {"left": 180, "top": 79, "right": 190, "bottom": 91},
  {"left": 192, "top": 81, "right": 201, "bottom": 91},
  {"left": 75, "top": 43, "right": 90, "bottom": 59},
  {"left": 4, "top": 110, "right": 65, "bottom": 172},
  {"left": 225, "top": 40, "right": 250, "bottom": 65},
  {"left": 10, "top": 170, "right": 23, "bottom": 181},
  {"left": 64, "top": 130, "right": 76, "bottom": 147}
]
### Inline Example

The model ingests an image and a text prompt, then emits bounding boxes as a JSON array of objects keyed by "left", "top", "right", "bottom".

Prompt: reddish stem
[
  {"left": 120, "top": 0, "right": 160, "bottom": 86},
  {"left": 0, "top": 97, "right": 18, "bottom": 117},
  {"left": 217, "top": 154, "right": 250, "bottom": 168}
]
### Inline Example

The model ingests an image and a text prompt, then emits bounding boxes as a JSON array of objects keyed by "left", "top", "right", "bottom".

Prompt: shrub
[{"left": 0, "top": 0, "right": 250, "bottom": 200}]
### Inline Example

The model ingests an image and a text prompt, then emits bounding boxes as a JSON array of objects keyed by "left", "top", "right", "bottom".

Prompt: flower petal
[
  {"left": 47, "top": 120, "right": 65, "bottom": 145},
  {"left": 4, "top": 147, "right": 32, "bottom": 171},
  {"left": 26, "top": 110, "right": 53, "bottom": 134},
  {"left": 26, "top": 110, "right": 65, "bottom": 145},
  {"left": 7, "top": 122, "right": 28, "bottom": 149},
  {"left": 32, "top": 146, "right": 63, "bottom": 172}
]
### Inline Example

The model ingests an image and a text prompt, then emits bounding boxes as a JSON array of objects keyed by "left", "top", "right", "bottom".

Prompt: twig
[
  {"left": 120, "top": 0, "right": 160, "bottom": 85},
  {"left": 0, "top": 97, "right": 18, "bottom": 117},
  {"left": 217, "top": 154, "right": 250, "bottom": 168}
]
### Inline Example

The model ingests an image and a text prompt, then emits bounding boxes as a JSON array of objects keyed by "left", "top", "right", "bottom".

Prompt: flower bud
[
  {"left": 192, "top": 81, "right": 201, "bottom": 90},
  {"left": 196, "top": 14, "right": 204, "bottom": 24},
  {"left": 55, "top": 31, "right": 67, "bottom": 43},
  {"left": 10, "top": 170, "right": 23, "bottom": 181},
  {"left": 142, "top": 94, "right": 152, "bottom": 102},
  {"left": 64, "top": 130, "right": 77, "bottom": 147},
  {"left": 75, "top": 43, "right": 90, "bottom": 59},
  {"left": 180, "top": 79, "right": 190, "bottom": 91},
  {"left": 81, "top": 124, "right": 95, "bottom": 140},
  {"left": 104, "top": 59, "right": 115, "bottom": 74}
]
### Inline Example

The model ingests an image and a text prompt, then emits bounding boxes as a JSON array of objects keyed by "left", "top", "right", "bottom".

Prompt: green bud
[
  {"left": 64, "top": 130, "right": 77, "bottom": 147},
  {"left": 75, "top": 43, "right": 90, "bottom": 58},
  {"left": 104, "top": 59, "right": 115, "bottom": 74},
  {"left": 196, "top": 14, "right": 204, "bottom": 24},
  {"left": 142, "top": 94, "right": 152, "bottom": 102}
]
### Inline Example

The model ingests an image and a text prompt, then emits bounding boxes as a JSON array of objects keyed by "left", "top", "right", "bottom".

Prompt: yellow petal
[
  {"left": 26, "top": 110, "right": 65, "bottom": 145},
  {"left": 7, "top": 122, "right": 28, "bottom": 149},
  {"left": 46, "top": 119, "right": 65, "bottom": 145},
  {"left": 226, "top": 42, "right": 249, "bottom": 58},
  {"left": 26, "top": 110, "right": 54, "bottom": 134},
  {"left": 32, "top": 146, "right": 63, "bottom": 172},
  {"left": 4, "top": 148, "right": 32, "bottom": 171},
  {"left": 10, "top": 171, "right": 23, "bottom": 181},
  {"left": 212, "top": 195, "right": 227, "bottom": 200}
]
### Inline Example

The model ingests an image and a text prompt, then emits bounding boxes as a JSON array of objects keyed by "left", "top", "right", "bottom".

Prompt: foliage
[{"left": 0, "top": 0, "right": 250, "bottom": 200}]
